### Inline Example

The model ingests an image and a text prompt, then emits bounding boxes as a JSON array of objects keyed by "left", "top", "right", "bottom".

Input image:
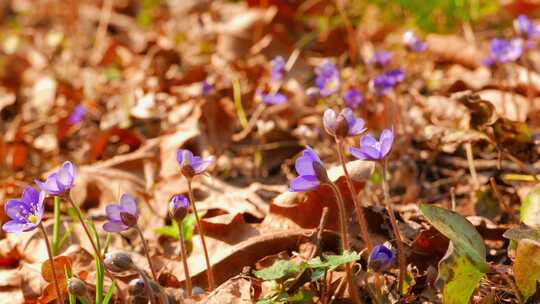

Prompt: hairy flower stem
[
  {"left": 175, "top": 220, "right": 192, "bottom": 297},
  {"left": 327, "top": 181, "right": 363, "bottom": 304},
  {"left": 39, "top": 223, "right": 65, "bottom": 304},
  {"left": 186, "top": 179, "right": 215, "bottom": 290},
  {"left": 380, "top": 161, "right": 406, "bottom": 294},
  {"left": 135, "top": 225, "right": 158, "bottom": 281},
  {"left": 335, "top": 138, "right": 374, "bottom": 253},
  {"left": 64, "top": 195, "right": 124, "bottom": 299},
  {"left": 134, "top": 267, "right": 159, "bottom": 304}
]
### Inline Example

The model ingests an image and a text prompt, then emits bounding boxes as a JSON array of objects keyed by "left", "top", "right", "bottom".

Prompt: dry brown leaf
[{"left": 426, "top": 34, "right": 483, "bottom": 69}]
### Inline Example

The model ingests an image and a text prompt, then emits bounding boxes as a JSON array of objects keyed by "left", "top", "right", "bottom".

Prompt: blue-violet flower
[
  {"left": 315, "top": 60, "right": 340, "bottom": 97},
  {"left": 289, "top": 146, "right": 328, "bottom": 192},
  {"left": 342, "top": 89, "right": 363, "bottom": 109},
  {"left": 170, "top": 194, "right": 190, "bottom": 222},
  {"left": 2, "top": 186, "right": 45, "bottom": 233},
  {"left": 323, "top": 107, "right": 366, "bottom": 138},
  {"left": 176, "top": 149, "right": 214, "bottom": 178},
  {"left": 349, "top": 129, "right": 394, "bottom": 161},
  {"left": 270, "top": 56, "right": 286, "bottom": 82},
  {"left": 369, "top": 244, "right": 395, "bottom": 272},
  {"left": 103, "top": 194, "right": 139, "bottom": 232},
  {"left": 35, "top": 161, "right": 76, "bottom": 196},
  {"left": 403, "top": 31, "right": 427, "bottom": 52}
]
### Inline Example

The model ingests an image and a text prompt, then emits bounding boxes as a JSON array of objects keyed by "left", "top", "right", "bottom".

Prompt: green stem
[
  {"left": 380, "top": 161, "right": 406, "bottom": 295},
  {"left": 232, "top": 78, "right": 249, "bottom": 128},
  {"left": 52, "top": 196, "right": 61, "bottom": 255}
]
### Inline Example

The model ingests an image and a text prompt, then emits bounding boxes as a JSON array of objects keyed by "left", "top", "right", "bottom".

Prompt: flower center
[{"left": 28, "top": 214, "right": 38, "bottom": 224}]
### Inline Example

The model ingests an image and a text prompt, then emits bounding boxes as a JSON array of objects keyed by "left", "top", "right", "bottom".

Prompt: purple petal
[
  {"left": 379, "top": 129, "right": 394, "bottom": 158},
  {"left": 103, "top": 221, "right": 129, "bottom": 232},
  {"left": 360, "top": 134, "right": 377, "bottom": 148},
  {"left": 192, "top": 156, "right": 214, "bottom": 174},
  {"left": 120, "top": 194, "right": 138, "bottom": 215},
  {"left": 56, "top": 161, "right": 75, "bottom": 189},
  {"left": 35, "top": 175, "right": 61, "bottom": 195},
  {"left": 21, "top": 186, "right": 40, "bottom": 206},
  {"left": 289, "top": 175, "right": 320, "bottom": 192},
  {"left": 5, "top": 199, "right": 31, "bottom": 222},
  {"left": 323, "top": 109, "right": 337, "bottom": 135},
  {"left": 106, "top": 204, "right": 122, "bottom": 221},
  {"left": 2, "top": 220, "right": 37, "bottom": 233},
  {"left": 349, "top": 146, "right": 381, "bottom": 160},
  {"left": 261, "top": 93, "right": 288, "bottom": 105},
  {"left": 303, "top": 146, "right": 322, "bottom": 164},
  {"left": 176, "top": 149, "right": 194, "bottom": 166},
  {"left": 348, "top": 117, "right": 366, "bottom": 136},
  {"left": 295, "top": 155, "right": 316, "bottom": 176}
]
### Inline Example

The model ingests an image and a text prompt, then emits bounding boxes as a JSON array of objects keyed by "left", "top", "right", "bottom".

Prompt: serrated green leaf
[
  {"left": 307, "top": 252, "right": 361, "bottom": 270},
  {"left": 438, "top": 244, "right": 486, "bottom": 304},
  {"left": 514, "top": 239, "right": 540, "bottom": 300},
  {"left": 521, "top": 187, "right": 540, "bottom": 228},
  {"left": 419, "top": 204, "right": 488, "bottom": 271},
  {"left": 254, "top": 260, "right": 305, "bottom": 281}
]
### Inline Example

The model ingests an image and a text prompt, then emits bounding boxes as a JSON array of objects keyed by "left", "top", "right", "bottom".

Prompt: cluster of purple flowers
[
  {"left": 315, "top": 60, "right": 341, "bottom": 97},
  {"left": 514, "top": 15, "right": 540, "bottom": 40},
  {"left": 484, "top": 38, "right": 523, "bottom": 66},
  {"left": 372, "top": 68, "right": 405, "bottom": 96}
]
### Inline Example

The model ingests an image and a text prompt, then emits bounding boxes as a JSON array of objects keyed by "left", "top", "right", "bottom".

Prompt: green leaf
[
  {"left": 521, "top": 187, "right": 540, "bottom": 228},
  {"left": 514, "top": 239, "right": 540, "bottom": 300},
  {"left": 253, "top": 260, "right": 305, "bottom": 281},
  {"left": 102, "top": 281, "right": 116, "bottom": 304},
  {"left": 420, "top": 204, "right": 488, "bottom": 304},
  {"left": 503, "top": 225, "right": 540, "bottom": 244},
  {"left": 307, "top": 252, "right": 361, "bottom": 270},
  {"left": 438, "top": 244, "right": 486, "bottom": 304},
  {"left": 257, "top": 289, "right": 313, "bottom": 304},
  {"left": 419, "top": 204, "right": 488, "bottom": 271},
  {"left": 154, "top": 212, "right": 200, "bottom": 242}
]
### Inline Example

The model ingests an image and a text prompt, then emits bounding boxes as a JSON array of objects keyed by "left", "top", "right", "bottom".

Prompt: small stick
[
  {"left": 187, "top": 179, "right": 215, "bottom": 290},
  {"left": 175, "top": 220, "right": 192, "bottom": 297},
  {"left": 464, "top": 141, "right": 480, "bottom": 191},
  {"left": 489, "top": 177, "right": 510, "bottom": 213},
  {"left": 450, "top": 187, "right": 457, "bottom": 212},
  {"left": 39, "top": 223, "right": 65, "bottom": 304}
]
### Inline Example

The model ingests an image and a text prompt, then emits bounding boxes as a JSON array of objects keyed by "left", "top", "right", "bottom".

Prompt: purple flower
[
  {"left": 270, "top": 56, "right": 286, "bottom": 82},
  {"left": 202, "top": 80, "right": 213, "bottom": 96},
  {"left": 2, "top": 186, "right": 45, "bottom": 233},
  {"left": 262, "top": 92, "right": 288, "bottom": 105},
  {"left": 103, "top": 194, "right": 139, "bottom": 232},
  {"left": 485, "top": 38, "right": 523, "bottom": 64},
  {"left": 372, "top": 68, "right": 404, "bottom": 96},
  {"left": 315, "top": 60, "right": 340, "bottom": 97},
  {"left": 369, "top": 51, "right": 392, "bottom": 68},
  {"left": 403, "top": 31, "right": 427, "bottom": 52},
  {"left": 289, "top": 146, "right": 328, "bottom": 192},
  {"left": 68, "top": 105, "right": 87, "bottom": 125},
  {"left": 342, "top": 89, "right": 363, "bottom": 109},
  {"left": 176, "top": 149, "right": 214, "bottom": 178},
  {"left": 35, "top": 161, "right": 76, "bottom": 196},
  {"left": 369, "top": 244, "right": 395, "bottom": 272},
  {"left": 514, "top": 15, "right": 540, "bottom": 39},
  {"left": 169, "top": 194, "right": 190, "bottom": 221},
  {"left": 323, "top": 108, "right": 366, "bottom": 138},
  {"left": 349, "top": 129, "right": 393, "bottom": 161}
]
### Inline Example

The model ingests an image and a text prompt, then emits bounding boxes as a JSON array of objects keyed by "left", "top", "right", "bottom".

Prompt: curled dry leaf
[{"left": 426, "top": 34, "right": 483, "bottom": 69}]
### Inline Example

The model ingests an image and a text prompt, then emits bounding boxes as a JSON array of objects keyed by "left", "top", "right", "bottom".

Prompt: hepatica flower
[
  {"left": 270, "top": 56, "right": 286, "bottom": 82},
  {"left": 177, "top": 149, "right": 214, "bottom": 178},
  {"left": 372, "top": 68, "right": 404, "bottom": 96},
  {"left": 103, "top": 194, "right": 139, "bottom": 232},
  {"left": 323, "top": 108, "right": 366, "bottom": 138},
  {"left": 484, "top": 38, "right": 523, "bottom": 66},
  {"left": 170, "top": 194, "right": 190, "bottom": 222},
  {"left": 369, "top": 51, "right": 392, "bottom": 68},
  {"left": 202, "top": 80, "right": 213, "bottom": 96},
  {"left": 3, "top": 186, "right": 45, "bottom": 233},
  {"left": 342, "top": 89, "right": 363, "bottom": 109},
  {"left": 350, "top": 128, "right": 393, "bottom": 161},
  {"left": 514, "top": 15, "right": 540, "bottom": 40},
  {"left": 258, "top": 89, "right": 288, "bottom": 105},
  {"left": 290, "top": 146, "right": 329, "bottom": 192},
  {"left": 369, "top": 244, "right": 395, "bottom": 272},
  {"left": 67, "top": 105, "right": 86, "bottom": 125},
  {"left": 35, "top": 161, "right": 76, "bottom": 196},
  {"left": 315, "top": 60, "right": 340, "bottom": 97},
  {"left": 403, "top": 30, "right": 427, "bottom": 52}
]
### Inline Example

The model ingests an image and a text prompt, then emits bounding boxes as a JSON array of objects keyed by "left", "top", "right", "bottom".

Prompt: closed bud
[
  {"left": 368, "top": 244, "right": 395, "bottom": 272},
  {"left": 105, "top": 251, "right": 135, "bottom": 272},
  {"left": 67, "top": 277, "right": 87, "bottom": 297},
  {"left": 312, "top": 161, "right": 330, "bottom": 184},
  {"left": 169, "top": 195, "right": 189, "bottom": 222},
  {"left": 334, "top": 115, "right": 349, "bottom": 138}
]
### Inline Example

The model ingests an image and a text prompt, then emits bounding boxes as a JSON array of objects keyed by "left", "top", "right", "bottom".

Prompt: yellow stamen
[{"left": 28, "top": 214, "right": 37, "bottom": 224}]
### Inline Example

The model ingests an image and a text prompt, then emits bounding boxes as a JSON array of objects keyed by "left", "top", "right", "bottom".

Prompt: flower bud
[
  {"left": 368, "top": 244, "right": 395, "bottom": 272},
  {"left": 169, "top": 195, "right": 189, "bottom": 222},
  {"left": 104, "top": 251, "right": 135, "bottom": 272},
  {"left": 67, "top": 277, "right": 87, "bottom": 297}
]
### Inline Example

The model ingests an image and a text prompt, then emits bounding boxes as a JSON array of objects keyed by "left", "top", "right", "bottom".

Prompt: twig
[{"left": 464, "top": 141, "right": 480, "bottom": 191}]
